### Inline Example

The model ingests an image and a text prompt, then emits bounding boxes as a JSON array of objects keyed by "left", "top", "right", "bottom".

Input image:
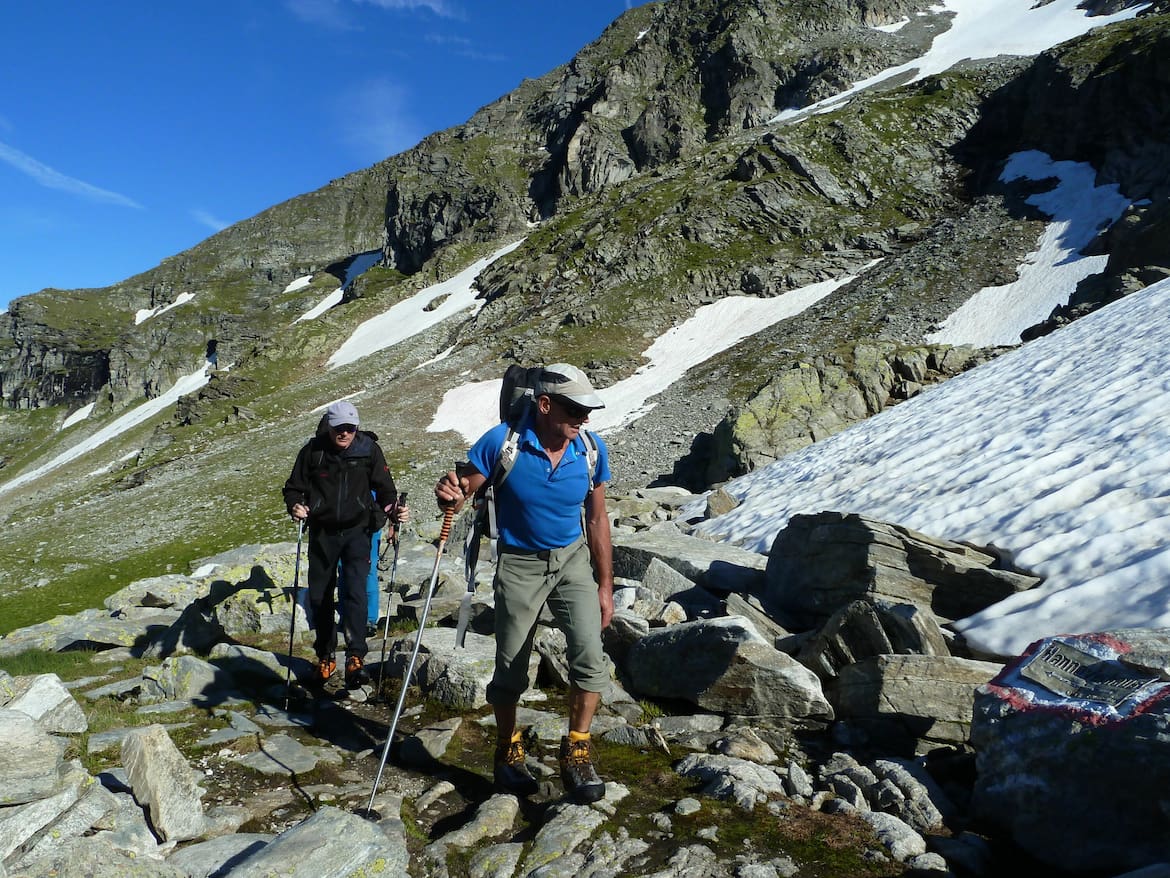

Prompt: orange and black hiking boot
[
  {"left": 559, "top": 734, "right": 605, "bottom": 804},
  {"left": 344, "top": 655, "right": 370, "bottom": 688},
  {"left": 494, "top": 733, "right": 539, "bottom": 796},
  {"left": 313, "top": 656, "right": 336, "bottom": 685}
]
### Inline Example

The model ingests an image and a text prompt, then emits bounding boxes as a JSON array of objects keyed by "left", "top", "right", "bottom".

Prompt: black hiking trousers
[{"left": 306, "top": 523, "right": 371, "bottom": 662}]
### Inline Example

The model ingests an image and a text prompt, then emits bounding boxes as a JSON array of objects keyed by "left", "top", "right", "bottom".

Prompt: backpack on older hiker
[{"left": 455, "top": 365, "right": 599, "bottom": 646}]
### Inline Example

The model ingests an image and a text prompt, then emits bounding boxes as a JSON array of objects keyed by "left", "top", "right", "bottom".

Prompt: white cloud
[
  {"left": 337, "top": 78, "right": 425, "bottom": 162},
  {"left": 355, "top": 0, "right": 457, "bottom": 16},
  {"left": 285, "top": 0, "right": 359, "bottom": 29},
  {"left": 423, "top": 32, "right": 505, "bottom": 62},
  {"left": 286, "top": 0, "right": 456, "bottom": 29},
  {"left": 191, "top": 209, "right": 230, "bottom": 232},
  {"left": 0, "top": 141, "right": 142, "bottom": 209}
]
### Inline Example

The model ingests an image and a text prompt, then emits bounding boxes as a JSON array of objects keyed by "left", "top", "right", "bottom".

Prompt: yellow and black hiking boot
[
  {"left": 559, "top": 734, "right": 605, "bottom": 804},
  {"left": 344, "top": 655, "right": 370, "bottom": 688},
  {"left": 493, "top": 735, "right": 539, "bottom": 796},
  {"left": 313, "top": 657, "right": 336, "bottom": 684}
]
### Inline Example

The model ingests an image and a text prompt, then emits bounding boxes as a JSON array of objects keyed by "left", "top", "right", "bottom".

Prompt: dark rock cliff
[{"left": 0, "top": 0, "right": 946, "bottom": 411}]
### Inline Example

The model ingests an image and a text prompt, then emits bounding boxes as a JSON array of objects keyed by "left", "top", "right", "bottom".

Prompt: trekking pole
[
  {"left": 283, "top": 519, "right": 306, "bottom": 711},
  {"left": 455, "top": 462, "right": 480, "bottom": 648},
  {"left": 361, "top": 504, "right": 455, "bottom": 819},
  {"left": 455, "top": 498, "right": 480, "bottom": 648},
  {"left": 375, "top": 493, "right": 406, "bottom": 695}
]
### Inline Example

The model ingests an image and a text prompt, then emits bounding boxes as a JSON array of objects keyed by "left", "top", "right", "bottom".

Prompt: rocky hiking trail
[{"left": 2, "top": 486, "right": 1164, "bottom": 877}]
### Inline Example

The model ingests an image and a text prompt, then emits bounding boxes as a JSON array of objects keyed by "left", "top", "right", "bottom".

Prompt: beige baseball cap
[{"left": 536, "top": 363, "right": 605, "bottom": 409}]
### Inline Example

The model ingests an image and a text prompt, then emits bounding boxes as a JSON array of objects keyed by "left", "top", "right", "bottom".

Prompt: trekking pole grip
[{"left": 438, "top": 505, "right": 455, "bottom": 544}]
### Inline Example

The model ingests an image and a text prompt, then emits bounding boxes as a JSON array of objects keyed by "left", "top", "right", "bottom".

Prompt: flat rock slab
[
  {"left": 195, "top": 711, "right": 262, "bottom": 748},
  {"left": 0, "top": 708, "right": 68, "bottom": 805},
  {"left": 612, "top": 530, "right": 767, "bottom": 594},
  {"left": 13, "top": 836, "right": 189, "bottom": 878},
  {"left": 103, "top": 574, "right": 207, "bottom": 613},
  {"left": 0, "top": 761, "right": 90, "bottom": 862},
  {"left": 165, "top": 832, "right": 274, "bottom": 878},
  {"left": 1, "top": 673, "right": 88, "bottom": 733},
  {"left": 233, "top": 733, "right": 338, "bottom": 776},
  {"left": 88, "top": 723, "right": 191, "bottom": 755},
  {"left": 224, "top": 805, "right": 409, "bottom": 878},
  {"left": 0, "top": 608, "right": 181, "bottom": 658}
]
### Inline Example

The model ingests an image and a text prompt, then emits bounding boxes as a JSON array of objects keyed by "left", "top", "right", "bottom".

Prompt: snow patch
[
  {"left": 328, "top": 240, "right": 524, "bottom": 369},
  {"left": 926, "top": 151, "right": 1131, "bottom": 348},
  {"left": 772, "top": 0, "right": 1147, "bottom": 123},
  {"left": 60, "top": 402, "right": 95, "bottom": 431},
  {"left": 135, "top": 292, "right": 195, "bottom": 325},
  {"left": 1, "top": 366, "right": 212, "bottom": 494},
  {"left": 428, "top": 266, "right": 869, "bottom": 444}
]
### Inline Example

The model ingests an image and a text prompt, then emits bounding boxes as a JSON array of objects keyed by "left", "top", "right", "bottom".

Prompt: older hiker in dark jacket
[{"left": 283, "top": 400, "right": 401, "bottom": 689}]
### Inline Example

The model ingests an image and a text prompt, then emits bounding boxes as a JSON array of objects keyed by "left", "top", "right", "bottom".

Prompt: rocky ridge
[{"left": 2, "top": 3, "right": 1163, "bottom": 416}]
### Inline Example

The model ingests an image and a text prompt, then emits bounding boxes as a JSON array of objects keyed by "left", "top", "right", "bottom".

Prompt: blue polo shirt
[{"left": 468, "top": 417, "right": 611, "bottom": 551}]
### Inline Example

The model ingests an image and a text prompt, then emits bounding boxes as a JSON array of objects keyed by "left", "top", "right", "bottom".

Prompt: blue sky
[{"left": 0, "top": 1, "right": 639, "bottom": 311}]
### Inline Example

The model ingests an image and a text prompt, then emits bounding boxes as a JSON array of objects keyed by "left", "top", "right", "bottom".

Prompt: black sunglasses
[
  {"left": 551, "top": 396, "right": 591, "bottom": 419},
  {"left": 331, "top": 423, "right": 358, "bottom": 434}
]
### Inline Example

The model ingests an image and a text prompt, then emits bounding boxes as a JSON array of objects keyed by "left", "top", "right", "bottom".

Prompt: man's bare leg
[
  {"left": 568, "top": 685, "right": 600, "bottom": 734},
  {"left": 495, "top": 702, "right": 518, "bottom": 747}
]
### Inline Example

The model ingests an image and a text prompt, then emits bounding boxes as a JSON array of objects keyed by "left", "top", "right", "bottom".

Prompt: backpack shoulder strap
[
  {"left": 492, "top": 425, "right": 522, "bottom": 489},
  {"left": 580, "top": 428, "right": 599, "bottom": 492},
  {"left": 477, "top": 424, "right": 520, "bottom": 558},
  {"left": 490, "top": 424, "right": 596, "bottom": 491},
  {"left": 361, "top": 433, "right": 379, "bottom": 473},
  {"left": 576, "top": 428, "right": 601, "bottom": 535}
]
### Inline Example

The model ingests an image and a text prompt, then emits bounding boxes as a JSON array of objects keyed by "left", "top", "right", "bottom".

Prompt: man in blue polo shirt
[{"left": 435, "top": 363, "right": 614, "bottom": 804}]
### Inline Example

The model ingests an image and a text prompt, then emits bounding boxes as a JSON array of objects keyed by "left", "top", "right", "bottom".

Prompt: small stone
[{"left": 675, "top": 797, "right": 702, "bottom": 816}]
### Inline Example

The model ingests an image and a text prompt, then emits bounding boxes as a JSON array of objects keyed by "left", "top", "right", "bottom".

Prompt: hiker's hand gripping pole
[
  {"left": 452, "top": 461, "right": 481, "bottom": 649},
  {"left": 378, "top": 492, "right": 408, "bottom": 572},
  {"left": 366, "top": 504, "right": 455, "bottom": 814},
  {"left": 434, "top": 471, "right": 468, "bottom": 512}
]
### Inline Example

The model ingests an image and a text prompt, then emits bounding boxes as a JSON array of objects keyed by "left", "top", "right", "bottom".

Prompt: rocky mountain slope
[
  {"left": 0, "top": 495, "right": 1110, "bottom": 876},
  {"left": 2, "top": 0, "right": 1169, "bottom": 631},
  {"left": 5, "top": 488, "right": 1167, "bottom": 876}
]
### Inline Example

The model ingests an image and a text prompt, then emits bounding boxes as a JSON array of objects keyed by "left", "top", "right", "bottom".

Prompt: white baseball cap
[{"left": 536, "top": 363, "right": 605, "bottom": 409}]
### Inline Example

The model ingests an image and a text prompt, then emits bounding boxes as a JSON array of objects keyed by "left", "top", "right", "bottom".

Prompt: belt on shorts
[
  {"left": 498, "top": 544, "right": 553, "bottom": 560},
  {"left": 498, "top": 538, "right": 584, "bottom": 561}
]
